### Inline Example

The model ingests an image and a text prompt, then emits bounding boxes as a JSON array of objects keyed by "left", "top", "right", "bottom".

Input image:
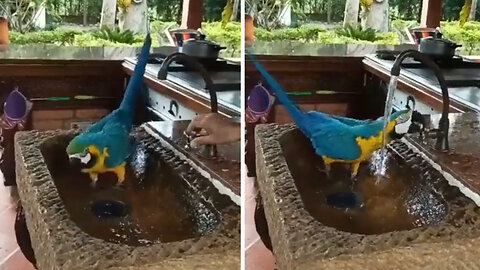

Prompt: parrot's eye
[{"left": 81, "top": 148, "right": 89, "bottom": 156}]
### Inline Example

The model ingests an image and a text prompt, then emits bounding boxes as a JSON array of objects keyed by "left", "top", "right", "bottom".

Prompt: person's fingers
[
  {"left": 198, "top": 129, "right": 208, "bottom": 136},
  {"left": 186, "top": 114, "right": 206, "bottom": 133},
  {"left": 190, "top": 135, "right": 216, "bottom": 147}
]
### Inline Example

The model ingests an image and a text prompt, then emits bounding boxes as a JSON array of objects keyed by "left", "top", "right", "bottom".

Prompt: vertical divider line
[{"left": 240, "top": 0, "right": 246, "bottom": 269}]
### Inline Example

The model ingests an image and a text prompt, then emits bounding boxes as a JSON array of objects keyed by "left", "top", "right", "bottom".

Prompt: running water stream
[{"left": 374, "top": 76, "right": 399, "bottom": 178}]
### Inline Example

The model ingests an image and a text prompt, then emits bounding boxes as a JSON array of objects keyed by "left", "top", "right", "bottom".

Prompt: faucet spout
[
  {"left": 391, "top": 49, "right": 450, "bottom": 151},
  {"left": 158, "top": 52, "right": 218, "bottom": 157},
  {"left": 157, "top": 52, "right": 218, "bottom": 113}
]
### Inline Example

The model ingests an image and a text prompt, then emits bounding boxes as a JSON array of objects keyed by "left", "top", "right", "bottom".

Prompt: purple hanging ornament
[
  {"left": 246, "top": 84, "right": 275, "bottom": 123},
  {"left": 1, "top": 87, "right": 32, "bottom": 130}
]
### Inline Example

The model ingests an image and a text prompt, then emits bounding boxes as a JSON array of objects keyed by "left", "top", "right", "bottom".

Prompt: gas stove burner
[
  {"left": 376, "top": 50, "right": 402, "bottom": 60},
  {"left": 412, "top": 55, "right": 463, "bottom": 65},
  {"left": 143, "top": 53, "right": 240, "bottom": 72}
]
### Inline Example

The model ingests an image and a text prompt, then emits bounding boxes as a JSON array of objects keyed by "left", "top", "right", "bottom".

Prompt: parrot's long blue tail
[
  {"left": 246, "top": 52, "right": 305, "bottom": 126},
  {"left": 119, "top": 33, "right": 152, "bottom": 120}
]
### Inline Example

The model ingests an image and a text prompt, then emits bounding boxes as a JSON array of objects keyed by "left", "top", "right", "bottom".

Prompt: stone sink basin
[
  {"left": 14, "top": 129, "right": 239, "bottom": 270},
  {"left": 255, "top": 124, "right": 480, "bottom": 270}
]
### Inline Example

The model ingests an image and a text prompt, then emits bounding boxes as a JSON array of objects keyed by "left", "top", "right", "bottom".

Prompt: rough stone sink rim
[
  {"left": 14, "top": 129, "right": 239, "bottom": 270},
  {"left": 255, "top": 123, "right": 480, "bottom": 270}
]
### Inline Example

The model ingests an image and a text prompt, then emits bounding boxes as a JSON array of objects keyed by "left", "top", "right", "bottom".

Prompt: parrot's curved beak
[
  {"left": 68, "top": 152, "right": 95, "bottom": 170},
  {"left": 69, "top": 156, "right": 83, "bottom": 169}
]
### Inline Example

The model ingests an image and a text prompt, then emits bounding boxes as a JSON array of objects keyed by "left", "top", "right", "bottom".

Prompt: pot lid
[
  {"left": 184, "top": 38, "right": 220, "bottom": 46},
  {"left": 422, "top": 36, "right": 457, "bottom": 45}
]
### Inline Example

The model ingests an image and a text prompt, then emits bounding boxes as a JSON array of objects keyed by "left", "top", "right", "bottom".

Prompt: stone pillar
[
  {"left": 343, "top": 0, "right": 360, "bottom": 27},
  {"left": 119, "top": 0, "right": 148, "bottom": 34},
  {"left": 100, "top": 0, "right": 117, "bottom": 28},
  {"left": 362, "top": 0, "right": 389, "bottom": 32},
  {"left": 34, "top": 6, "right": 46, "bottom": 29},
  {"left": 280, "top": 4, "right": 291, "bottom": 26}
]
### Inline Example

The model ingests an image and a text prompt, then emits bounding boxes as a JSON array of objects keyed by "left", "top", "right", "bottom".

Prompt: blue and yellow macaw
[
  {"left": 250, "top": 56, "right": 415, "bottom": 178},
  {"left": 66, "top": 33, "right": 151, "bottom": 186}
]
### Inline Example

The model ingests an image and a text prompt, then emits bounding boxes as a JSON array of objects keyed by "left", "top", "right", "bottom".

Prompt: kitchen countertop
[
  {"left": 144, "top": 120, "right": 241, "bottom": 204},
  {"left": 123, "top": 48, "right": 241, "bottom": 117},
  {"left": 250, "top": 42, "right": 416, "bottom": 57},
  {"left": 143, "top": 63, "right": 241, "bottom": 113},
  {"left": 404, "top": 112, "right": 480, "bottom": 206},
  {"left": 0, "top": 45, "right": 141, "bottom": 62},
  {"left": 363, "top": 54, "right": 480, "bottom": 113}
]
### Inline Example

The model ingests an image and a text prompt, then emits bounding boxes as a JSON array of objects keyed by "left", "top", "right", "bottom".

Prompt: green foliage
[
  {"left": 8, "top": 22, "right": 239, "bottom": 57},
  {"left": 150, "top": 21, "right": 178, "bottom": 33},
  {"left": 73, "top": 33, "right": 145, "bottom": 47},
  {"left": 337, "top": 25, "right": 377, "bottom": 41},
  {"left": 389, "top": 0, "right": 422, "bottom": 21},
  {"left": 442, "top": 21, "right": 480, "bottom": 55},
  {"left": 246, "top": 0, "right": 293, "bottom": 30},
  {"left": 92, "top": 28, "right": 141, "bottom": 44},
  {"left": 375, "top": 32, "right": 400, "bottom": 45},
  {"left": 147, "top": 0, "right": 181, "bottom": 21},
  {"left": 9, "top": 29, "right": 82, "bottom": 45},
  {"left": 202, "top": 21, "right": 241, "bottom": 57},
  {"left": 0, "top": 0, "right": 48, "bottom": 33},
  {"left": 391, "top": 20, "right": 418, "bottom": 32},
  {"left": 254, "top": 25, "right": 325, "bottom": 41}
]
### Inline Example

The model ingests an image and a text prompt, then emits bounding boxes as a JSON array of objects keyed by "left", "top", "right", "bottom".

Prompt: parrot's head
[
  {"left": 66, "top": 134, "right": 100, "bottom": 170},
  {"left": 388, "top": 109, "right": 414, "bottom": 139}
]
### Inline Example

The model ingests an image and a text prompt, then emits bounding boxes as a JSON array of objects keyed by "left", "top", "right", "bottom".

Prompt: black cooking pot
[
  {"left": 182, "top": 34, "right": 226, "bottom": 59},
  {"left": 419, "top": 30, "right": 461, "bottom": 59}
]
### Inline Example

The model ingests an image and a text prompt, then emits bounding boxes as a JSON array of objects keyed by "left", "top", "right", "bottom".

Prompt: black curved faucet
[
  {"left": 391, "top": 49, "right": 450, "bottom": 151},
  {"left": 157, "top": 52, "right": 218, "bottom": 157}
]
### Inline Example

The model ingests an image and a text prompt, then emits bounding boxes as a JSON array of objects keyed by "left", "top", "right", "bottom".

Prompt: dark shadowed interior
[
  {"left": 40, "top": 135, "right": 221, "bottom": 246},
  {"left": 280, "top": 129, "right": 451, "bottom": 235}
]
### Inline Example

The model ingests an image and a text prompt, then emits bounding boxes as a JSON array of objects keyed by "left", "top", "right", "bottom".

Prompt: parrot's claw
[
  {"left": 89, "top": 173, "right": 98, "bottom": 187},
  {"left": 350, "top": 163, "right": 360, "bottom": 181},
  {"left": 324, "top": 163, "right": 332, "bottom": 178}
]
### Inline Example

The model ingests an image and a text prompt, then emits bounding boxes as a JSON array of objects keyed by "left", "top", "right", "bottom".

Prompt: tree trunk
[
  {"left": 327, "top": 0, "right": 332, "bottom": 23},
  {"left": 100, "top": 0, "right": 117, "bottom": 28},
  {"left": 231, "top": 0, "right": 240, "bottom": 21},
  {"left": 119, "top": 0, "right": 148, "bottom": 34},
  {"left": 362, "top": 0, "right": 389, "bottom": 32},
  {"left": 343, "top": 0, "right": 360, "bottom": 27},
  {"left": 82, "top": 0, "right": 88, "bottom": 26},
  {"left": 470, "top": 0, "right": 478, "bottom": 20}
]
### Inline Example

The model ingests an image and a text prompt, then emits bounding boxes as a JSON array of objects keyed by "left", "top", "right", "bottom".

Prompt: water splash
[
  {"left": 376, "top": 76, "right": 399, "bottom": 178},
  {"left": 370, "top": 150, "right": 389, "bottom": 182}
]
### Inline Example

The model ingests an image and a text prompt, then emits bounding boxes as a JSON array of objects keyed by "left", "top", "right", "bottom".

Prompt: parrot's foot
[
  {"left": 112, "top": 163, "right": 126, "bottom": 186},
  {"left": 350, "top": 162, "right": 360, "bottom": 180},
  {"left": 89, "top": 173, "right": 98, "bottom": 187},
  {"left": 324, "top": 163, "right": 332, "bottom": 178}
]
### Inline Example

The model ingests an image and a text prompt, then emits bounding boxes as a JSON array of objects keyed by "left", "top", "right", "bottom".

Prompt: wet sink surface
[
  {"left": 14, "top": 128, "right": 240, "bottom": 269},
  {"left": 41, "top": 135, "right": 219, "bottom": 245},
  {"left": 255, "top": 123, "right": 480, "bottom": 270},
  {"left": 280, "top": 129, "right": 448, "bottom": 235}
]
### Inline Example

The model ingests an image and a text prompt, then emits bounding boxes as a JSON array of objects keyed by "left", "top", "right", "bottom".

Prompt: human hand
[{"left": 186, "top": 113, "right": 240, "bottom": 147}]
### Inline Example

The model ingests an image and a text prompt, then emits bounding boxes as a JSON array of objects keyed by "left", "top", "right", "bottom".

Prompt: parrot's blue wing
[
  {"left": 329, "top": 115, "right": 374, "bottom": 126},
  {"left": 306, "top": 114, "right": 362, "bottom": 160},
  {"left": 101, "top": 122, "right": 131, "bottom": 168},
  {"left": 85, "top": 112, "right": 117, "bottom": 133}
]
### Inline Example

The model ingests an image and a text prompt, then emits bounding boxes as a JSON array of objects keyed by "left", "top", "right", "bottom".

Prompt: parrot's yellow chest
[
  {"left": 81, "top": 145, "right": 110, "bottom": 174},
  {"left": 80, "top": 145, "right": 126, "bottom": 184},
  {"left": 322, "top": 120, "right": 396, "bottom": 164}
]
